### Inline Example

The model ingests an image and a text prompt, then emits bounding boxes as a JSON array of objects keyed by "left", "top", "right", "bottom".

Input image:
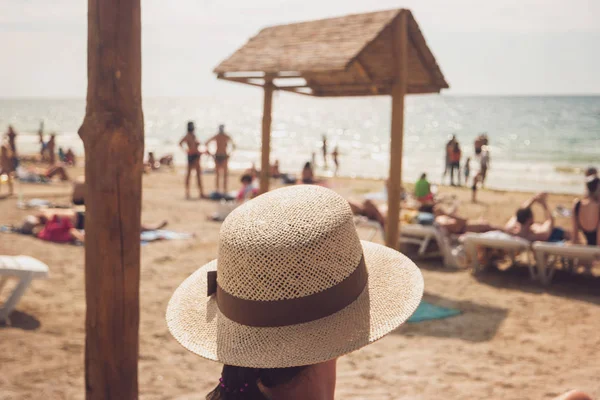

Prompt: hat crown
[{"left": 218, "top": 185, "right": 363, "bottom": 301}]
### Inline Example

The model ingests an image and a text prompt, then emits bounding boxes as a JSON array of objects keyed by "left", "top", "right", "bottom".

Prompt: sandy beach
[{"left": 0, "top": 166, "right": 599, "bottom": 400}]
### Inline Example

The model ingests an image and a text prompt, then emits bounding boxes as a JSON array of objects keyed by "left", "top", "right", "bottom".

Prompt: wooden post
[
  {"left": 78, "top": 0, "right": 143, "bottom": 398},
  {"left": 260, "top": 79, "right": 274, "bottom": 194},
  {"left": 386, "top": 11, "right": 408, "bottom": 248}
]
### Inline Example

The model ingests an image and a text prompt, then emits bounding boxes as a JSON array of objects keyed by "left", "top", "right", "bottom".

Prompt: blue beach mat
[{"left": 407, "top": 301, "right": 461, "bottom": 323}]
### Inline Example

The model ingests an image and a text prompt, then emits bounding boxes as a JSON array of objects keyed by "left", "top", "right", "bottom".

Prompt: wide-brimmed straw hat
[{"left": 166, "top": 185, "right": 423, "bottom": 368}]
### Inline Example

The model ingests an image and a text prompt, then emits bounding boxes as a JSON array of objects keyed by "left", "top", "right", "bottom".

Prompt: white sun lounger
[
  {"left": 354, "top": 217, "right": 457, "bottom": 267},
  {"left": 0, "top": 256, "right": 49, "bottom": 323},
  {"left": 532, "top": 242, "right": 600, "bottom": 285},
  {"left": 463, "top": 232, "right": 534, "bottom": 278}
]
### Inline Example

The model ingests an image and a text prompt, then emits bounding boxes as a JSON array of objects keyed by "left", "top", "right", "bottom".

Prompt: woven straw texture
[{"left": 166, "top": 185, "right": 423, "bottom": 368}]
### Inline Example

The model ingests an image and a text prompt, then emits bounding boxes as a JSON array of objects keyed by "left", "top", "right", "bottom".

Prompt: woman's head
[
  {"left": 303, "top": 162, "right": 311, "bottom": 170},
  {"left": 240, "top": 174, "right": 253, "bottom": 185},
  {"left": 166, "top": 186, "right": 423, "bottom": 400},
  {"left": 585, "top": 167, "right": 599, "bottom": 198},
  {"left": 207, "top": 360, "right": 337, "bottom": 400}
]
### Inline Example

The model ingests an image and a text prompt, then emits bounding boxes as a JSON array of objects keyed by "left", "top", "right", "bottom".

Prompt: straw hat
[{"left": 167, "top": 185, "right": 423, "bottom": 368}]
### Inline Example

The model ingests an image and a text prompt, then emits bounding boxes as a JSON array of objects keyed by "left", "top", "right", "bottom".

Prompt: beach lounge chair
[
  {"left": 354, "top": 217, "right": 457, "bottom": 268},
  {"left": 463, "top": 231, "right": 534, "bottom": 278},
  {"left": 0, "top": 256, "right": 49, "bottom": 323},
  {"left": 532, "top": 242, "right": 600, "bottom": 285}
]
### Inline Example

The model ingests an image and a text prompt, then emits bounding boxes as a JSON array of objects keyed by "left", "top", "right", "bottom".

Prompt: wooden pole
[
  {"left": 78, "top": 0, "right": 143, "bottom": 398},
  {"left": 260, "top": 79, "right": 274, "bottom": 194},
  {"left": 386, "top": 11, "right": 408, "bottom": 248}
]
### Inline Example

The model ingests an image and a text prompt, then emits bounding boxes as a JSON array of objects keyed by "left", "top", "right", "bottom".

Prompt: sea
[{"left": 1, "top": 93, "right": 599, "bottom": 195}]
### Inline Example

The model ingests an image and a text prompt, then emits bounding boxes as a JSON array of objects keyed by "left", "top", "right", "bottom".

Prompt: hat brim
[{"left": 166, "top": 240, "right": 423, "bottom": 368}]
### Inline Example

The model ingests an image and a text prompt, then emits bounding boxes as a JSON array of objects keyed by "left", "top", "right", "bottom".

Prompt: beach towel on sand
[{"left": 407, "top": 301, "right": 461, "bottom": 323}]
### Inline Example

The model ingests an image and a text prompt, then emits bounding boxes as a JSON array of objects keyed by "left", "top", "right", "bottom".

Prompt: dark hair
[
  {"left": 206, "top": 365, "right": 307, "bottom": 400},
  {"left": 420, "top": 173, "right": 427, "bottom": 180},
  {"left": 516, "top": 207, "right": 533, "bottom": 224},
  {"left": 241, "top": 174, "right": 253, "bottom": 184},
  {"left": 587, "top": 177, "right": 600, "bottom": 195},
  {"left": 187, "top": 121, "right": 195, "bottom": 132},
  {"left": 304, "top": 162, "right": 311, "bottom": 170},
  {"left": 584, "top": 167, "right": 597, "bottom": 177}
]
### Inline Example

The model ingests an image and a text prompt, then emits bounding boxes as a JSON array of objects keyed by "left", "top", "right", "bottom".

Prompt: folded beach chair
[
  {"left": 0, "top": 256, "right": 49, "bottom": 323},
  {"left": 532, "top": 242, "right": 600, "bottom": 285},
  {"left": 353, "top": 217, "right": 457, "bottom": 267},
  {"left": 463, "top": 232, "right": 534, "bottom": 278}
]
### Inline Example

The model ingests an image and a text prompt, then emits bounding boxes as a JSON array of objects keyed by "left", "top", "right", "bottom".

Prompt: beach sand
[{"left": 0, "top": 166, "right": 599, "bottom": 400}]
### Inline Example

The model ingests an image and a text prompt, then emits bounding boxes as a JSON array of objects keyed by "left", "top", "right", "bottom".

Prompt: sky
[{"left": 0, "top": 0, "right": 599, "bottom": 97}]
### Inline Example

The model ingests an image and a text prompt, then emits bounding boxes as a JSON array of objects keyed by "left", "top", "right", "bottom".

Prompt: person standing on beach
[
  {"left": 0, "top": 142, "right": 14, "bottom": 196},
  {"left": 332, "top": 146, "right": 339, "bottom": 176},
  {"left": 479, "top": 145, "right": 490, "bottom": 187},
  {"left": 321, "top": 134, "right": 328, "bottom": 168},
  {"left": 46, "top": 134, "right": 57, "bottom": 165},
  {"left": 449, "top": 140, "right": 461, "bottom": 186},
  {"left": 464, "top": 157, "right": 471, "bottom": 186},
  {"left": 179, "top": 121, "right": 206, "bottom": 199},
  {"left": 5, "top": 126, "right": 18, "bottom": 171},
  {"left": 443, "top": 134, "right": 456, "bottom": 183},
  {"left": 206, "top": 124, "right": 235, "bottom": 194},
  {"left": 6, "top": 126, "right": 17, "bottom": 156}
]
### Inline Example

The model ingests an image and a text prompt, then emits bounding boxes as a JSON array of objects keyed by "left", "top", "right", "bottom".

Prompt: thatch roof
[{"left": 214, "top": 9, "right": 449, "bottom": 97}]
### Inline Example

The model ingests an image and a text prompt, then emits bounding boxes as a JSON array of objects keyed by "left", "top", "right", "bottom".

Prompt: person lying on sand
[
  {"left": 13, "top": 209, "right": 168, "bottom": 244},
  {"left": 16, "top": 164, "right": 70, "bottom": 183},
  {"left": 504, "top": 192, "right": 570, "bottom": 242}
]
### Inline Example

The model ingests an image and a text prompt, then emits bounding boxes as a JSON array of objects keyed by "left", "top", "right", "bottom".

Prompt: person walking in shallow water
[
  {"left": 332, "top": 146, "right": 339, "bottom": 176},
  {"left": 206, "top": 124, "right": 235, "bottom": 193},
  {"left": 179, "top": 121, "right": 206, "bottom": 199}
]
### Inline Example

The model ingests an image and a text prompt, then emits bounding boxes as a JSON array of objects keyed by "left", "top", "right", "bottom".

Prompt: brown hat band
[{"left": 208, "top": 256, "right": 368, "bottom": 327}]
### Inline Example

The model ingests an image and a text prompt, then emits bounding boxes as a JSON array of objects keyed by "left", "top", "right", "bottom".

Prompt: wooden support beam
[
  {"left": 218, "top": 76, "right": 267, "bottom": 89},
  {"left": 79, "top": 0, "right": 143, "bottom": 398},
  {"left": 386, "top": 11, "right": 408, "bottom": 249},
  {"left": 353, "top": 59, "right": 379, "bottom": 94},
  {"left": 260, "top": 80, "right": 274, "bottom": 194}
]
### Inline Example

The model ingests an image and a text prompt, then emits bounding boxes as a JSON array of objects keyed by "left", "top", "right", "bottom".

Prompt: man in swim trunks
[
  {"left": 206, "top": 124, "right": 235, "bottom": 193},
  {"left": 504, "top": 192, "right": 570, "bottom": 242},
  {"left": 179, "top": 121, "right": 206, "bottom": 199}
]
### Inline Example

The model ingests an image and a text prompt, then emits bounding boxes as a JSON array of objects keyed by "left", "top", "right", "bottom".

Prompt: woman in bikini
[
  {"left": 571, "top": 167, "right": 600, "bottom": 246},
  {"left": 179, "top": 121, "right": 206, "bottom": 199}
]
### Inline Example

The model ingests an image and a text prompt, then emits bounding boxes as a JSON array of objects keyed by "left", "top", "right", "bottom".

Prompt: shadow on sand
[
  {"left": 0, "top": 310, "right": 41, "bottom": 331},
  {"left": 474, "top": 263, "right": 600, "bottom": 306},
  {"left": 394, "top": 292, "right": 508, "bottom": 343}
]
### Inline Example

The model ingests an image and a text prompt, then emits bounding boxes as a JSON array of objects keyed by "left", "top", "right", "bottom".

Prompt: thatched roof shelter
[
  {"left": 215, "top": 9, "right": 448, "bottom": 96},
  {"left": 215, "top": 9, "right": 448, "bottom": 247}
]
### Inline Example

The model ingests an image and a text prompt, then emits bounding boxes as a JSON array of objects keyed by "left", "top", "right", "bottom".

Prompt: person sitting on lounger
[
  {"left": 414, "top": 173, "right": 434, "bottom": 204},
  {"left": 302, "top": 161, "right": 320, "bottom": 184},
  {"left": 236, "top": 174, "right": 257, "bottom": 202},
  {"left": 571, "top": 167, "right": 600, "bottom": 246},
  {"left": 504, "top": 192, "right": 570, "bottom": 242}
]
